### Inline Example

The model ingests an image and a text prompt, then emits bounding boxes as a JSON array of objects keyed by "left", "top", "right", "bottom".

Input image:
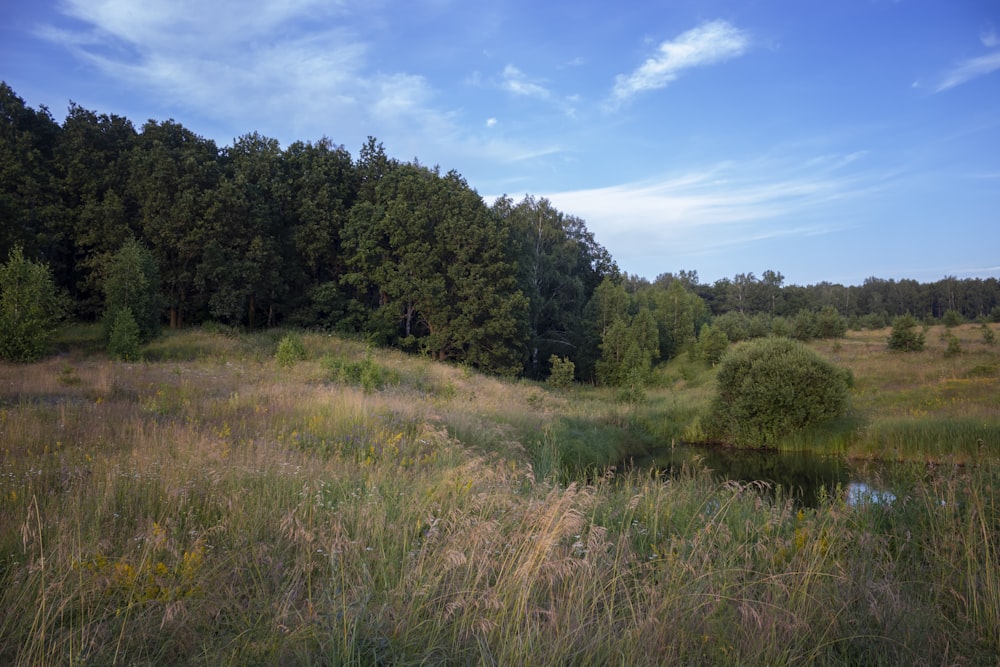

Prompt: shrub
[
  {"left": 887, "top": 314, "right": 925, "bottom": 351},
  {"left": 770, "top": 316, "right": 792, "bottom": 338},
  {"left": 107, "top": 307, "right": 142, "bottom": 361},
  {"left": 941, "top": 309, "right": 963, "bottom": 328},
  {"left": 814, "top": 305, "right": 847, "bottom": 339},
  {"left": 944, "top": 333, "right": 962, "bottom": 358},
  {"left": 321, "top": 350, "right": 398, "bottom": 393},
  {"left": 0, "top": 246, "right": 66, "bottom": 361},
  {"left": 275, "top": 333, "right": 307, "bottom": 367},
  {"left": 547, "top": 355, "right": 576, "bottom": 389},
  {"left": 710, "top": 337, "right": 852, "bottom": 447},
  {"left": 713, "top": 311, "right": 750, "bottom": 342},
  {"left": 791, "top": 309, "right": 816, "bottom": 341},
  {"left": 981, "top": 323, "right": 996, "bottom": 346}
]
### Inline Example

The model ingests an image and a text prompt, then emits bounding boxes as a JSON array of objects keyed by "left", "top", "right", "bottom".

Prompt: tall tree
[
  {"left": 56, "top": 102, "right": 138, "bottom": 316},
  {"left": 102, "top": 238, "right": 161, "bottom": 342},
  {"left": 0, "top": 84, "right": 66, "bottom": 283},
  {"left": 0, "top": 246, "right": 66, "bottom": 361},
  {"left": 497, "top": 195, "right": 616, "bottom": 377},
  {"left": 342, "top": 163, "right": 528, "bottom": 374},
  {"left": 128, "top": 119, "right": 220, "bottom": 327}
]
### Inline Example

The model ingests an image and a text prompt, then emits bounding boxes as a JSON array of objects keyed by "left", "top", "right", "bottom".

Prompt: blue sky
[{"left": 2, "top": 0, "right": 998, "bottom": 286}]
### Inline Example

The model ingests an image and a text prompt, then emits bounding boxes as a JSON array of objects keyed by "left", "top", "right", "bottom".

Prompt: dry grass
[{"left": 1, "top": 326, "right": 999, "bottom": 664}]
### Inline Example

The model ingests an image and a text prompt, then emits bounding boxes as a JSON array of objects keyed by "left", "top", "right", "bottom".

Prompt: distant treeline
[{"left": 3, "top": 82, "right": 999, "bottom": 378}]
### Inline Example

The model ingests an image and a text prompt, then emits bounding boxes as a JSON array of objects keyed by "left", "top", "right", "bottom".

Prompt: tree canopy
[{"left": 2, "top": 81, "right": 999, "bottom": 377}]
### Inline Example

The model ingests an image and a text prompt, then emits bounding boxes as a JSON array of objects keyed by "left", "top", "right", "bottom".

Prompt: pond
[{"left": 627, "top": 443, "right": 906, "bottom": 508}]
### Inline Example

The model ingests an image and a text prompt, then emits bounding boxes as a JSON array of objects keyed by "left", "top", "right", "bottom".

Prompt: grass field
[{"left": 1, "top": 324, "right": 998, "bottom": 664}]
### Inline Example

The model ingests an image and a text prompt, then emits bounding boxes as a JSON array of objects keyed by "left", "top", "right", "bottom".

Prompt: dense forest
[{"left": 3, "top": 82, "right": 1000, "bottom": 379}]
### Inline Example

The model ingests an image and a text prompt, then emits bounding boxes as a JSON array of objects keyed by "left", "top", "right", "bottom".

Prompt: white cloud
[
  {"left": 935, "top": 51, "right": 1000, "bottom": 92},
  {"left": 610, "top": 20, "right": 750, "bottom": 105},
  {"left": 981, "top": 28, "right": 999, "bottom": 48},
  {"left": 38, "top": 0, "right": 460, "bottom": 149},
  {"left": 486, "top": 117, "right": 498, "bottom": 128},
  {"left": 539, "top": 151, "right": 882, "bottom": 271},
  {"left": 501, "top": 64, "right": 551, "bottom": 99}
]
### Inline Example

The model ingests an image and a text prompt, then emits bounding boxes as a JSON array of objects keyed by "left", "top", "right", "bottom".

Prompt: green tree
[
  {"left": 200, "top": 132, "right": 288, "bottom": 327},
  {"left": 103, "top": 238, "right": 161, "bottom": 343},
  {"left": 696, "top": 322, "right": 729, "bottom": 366},
  {"left": 887, "top": 314, "right": 925, "bottom": 351},
  {"left": 107, "top": 306, "right": 141, "bottom": 361},
  {"left": 0, "top": 246, "right": 66, "bottom": 361},
  {"left": 981, "top": 322, "right": 996, "bottom": 346},
  {"left": 56, "top": 102, "right": 138, "bottom": 316},
  {"left": 813, "top": 305, "right": 847, "bottom": 339},
  {"left": 595, "top": 309, "right": 659, "bottom": 387},
  {"left": 941, "top": 309, "right": 963, "bottom": 328},
  {"left": 645, "top": 277, "right": 707, "bottom": 359},
  {"left": 547, "top": 355, "right": 576, "bottom": 389},
  {"left": 497, "top": 195, "right": 618, "bottom": 378},
  {"left": 342, "top": 162, "right": 528, "bottom": 374},
  {"left": 129, "top": 119, "right": 221, "bottom": 328},
  {"left": 711, "top": 338, "right": 852, "bottom": 447},
  {"left": 0, "top": 85, "right": 68, "bottom": 292}
]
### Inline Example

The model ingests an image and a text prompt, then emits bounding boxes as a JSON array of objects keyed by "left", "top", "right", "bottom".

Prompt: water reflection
[{"left": 629, "top": 444, "right": 894, "bottom": 508}]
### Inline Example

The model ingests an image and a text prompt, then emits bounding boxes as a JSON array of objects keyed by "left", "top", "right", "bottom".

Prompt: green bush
[
  {"left": 274, "top": 333, "right": 307, "bottom": 367},
  {"left": 943, "top": 333, "right": 962, "bottom": 358},
  {"left": 107, "top": 307, "right": 142, "bottom": 361},
  {"left": 710, "top": 337, "right": 852, "bottom": 447},
  {"left": 0, "top": 246, "right": 66, "bottom": 361},
  {"left": 547, "top": 355, "right": 576, "bottom": 389},
  {"left": 887, "top": 314, "right": 925, "bottom": 351},
  {"left": 941, "top": 309, "right": 963, "bottom": 328},
  {"left": 814, "top": 305, "right": 847, "bottom": 339},
  {"left": 321, "top": 350, "right": 398, "bottom": 393},
  {"left": 981, "top": 323, "right": 996, "bottom": 346}
]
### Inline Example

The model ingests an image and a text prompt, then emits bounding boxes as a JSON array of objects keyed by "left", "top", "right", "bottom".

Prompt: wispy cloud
[
  {"left": 981, "top": 27, "right": 999, "bottom": 48},
  {"left": 935, "top": 51, "right": 1000, "bottom": 92},
  {"left": 38, "top": 1, "right": 382, "bottom": 140},
  {"left": 610, "top": 20, "right": 750, "bottom": 105},
  {"left": 501, "top": 64, "right": 551, "bottom": 99},
  {"left": 540, "top": 150, "right": 884, "bottom": 272}
]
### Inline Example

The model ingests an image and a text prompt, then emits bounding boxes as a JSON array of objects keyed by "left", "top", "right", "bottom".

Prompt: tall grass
[{"left": 1, "top": 326, "right": 999, "bottom": 664}]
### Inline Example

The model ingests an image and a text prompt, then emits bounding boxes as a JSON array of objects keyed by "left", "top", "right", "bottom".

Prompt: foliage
[
  {"left": 982, "top": 322, "right": 996, "bottom": 346},
  {"left": 887, "top": 314, "right": 926, "bottom": 351},
  {"left": 103, "top": 237, "right": 161, "bottom": 343},
  {"left": 711, "top": 337, "right": 852, "bottom": 447},
  {"left": 546, "top": 354, "right": 575, "bottom": 389},
  {"left": 6, "top": 80, "right": 1000, "bottom": 382},
  {"left": 596, "top": 309, "right": 659, "bottom": 387},
  {"left": 341, "top": 163, "right": 529, "bottom": 375},
  {"left": 321, "top": 350, "right": 399, "bottom": 393},
  {"left": 813, "top": 305, "right": 847, "bottom": 338},
  {"left": 274, "top": 332, "right": 307, "bottom": 367},
  {"left": 107, "top": 306, "right": 142, "bottom": 361},
  {"left": 0, "top": 246, "right": 66, "bottom": 361},
  {"left": 942, "top": 309, "right": 963, "bottom": 327},
  {"left": 696, "top": 322, "right": 729, "bottom": 366},
  {"left": 943, "top": 332, "right": 962, "bottom": 358}
]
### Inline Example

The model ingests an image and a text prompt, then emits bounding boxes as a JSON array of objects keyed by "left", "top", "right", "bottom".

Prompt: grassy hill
[{"left": 1, "top": 324, "right": 998, "bottom": 664}]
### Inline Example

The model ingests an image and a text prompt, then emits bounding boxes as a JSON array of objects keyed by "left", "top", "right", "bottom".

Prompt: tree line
[{"left": 3, "top": 82, "right": 999, "bottom": 379}]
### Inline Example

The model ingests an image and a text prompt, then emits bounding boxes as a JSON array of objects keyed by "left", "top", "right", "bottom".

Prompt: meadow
[{"left": 1, "top": 324, "right": 998, "bottom": 665}]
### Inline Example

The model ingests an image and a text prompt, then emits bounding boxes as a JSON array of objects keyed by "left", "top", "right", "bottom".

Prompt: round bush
[{"left": 711, "top": 337, "right": 852, "bottom": 447}]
